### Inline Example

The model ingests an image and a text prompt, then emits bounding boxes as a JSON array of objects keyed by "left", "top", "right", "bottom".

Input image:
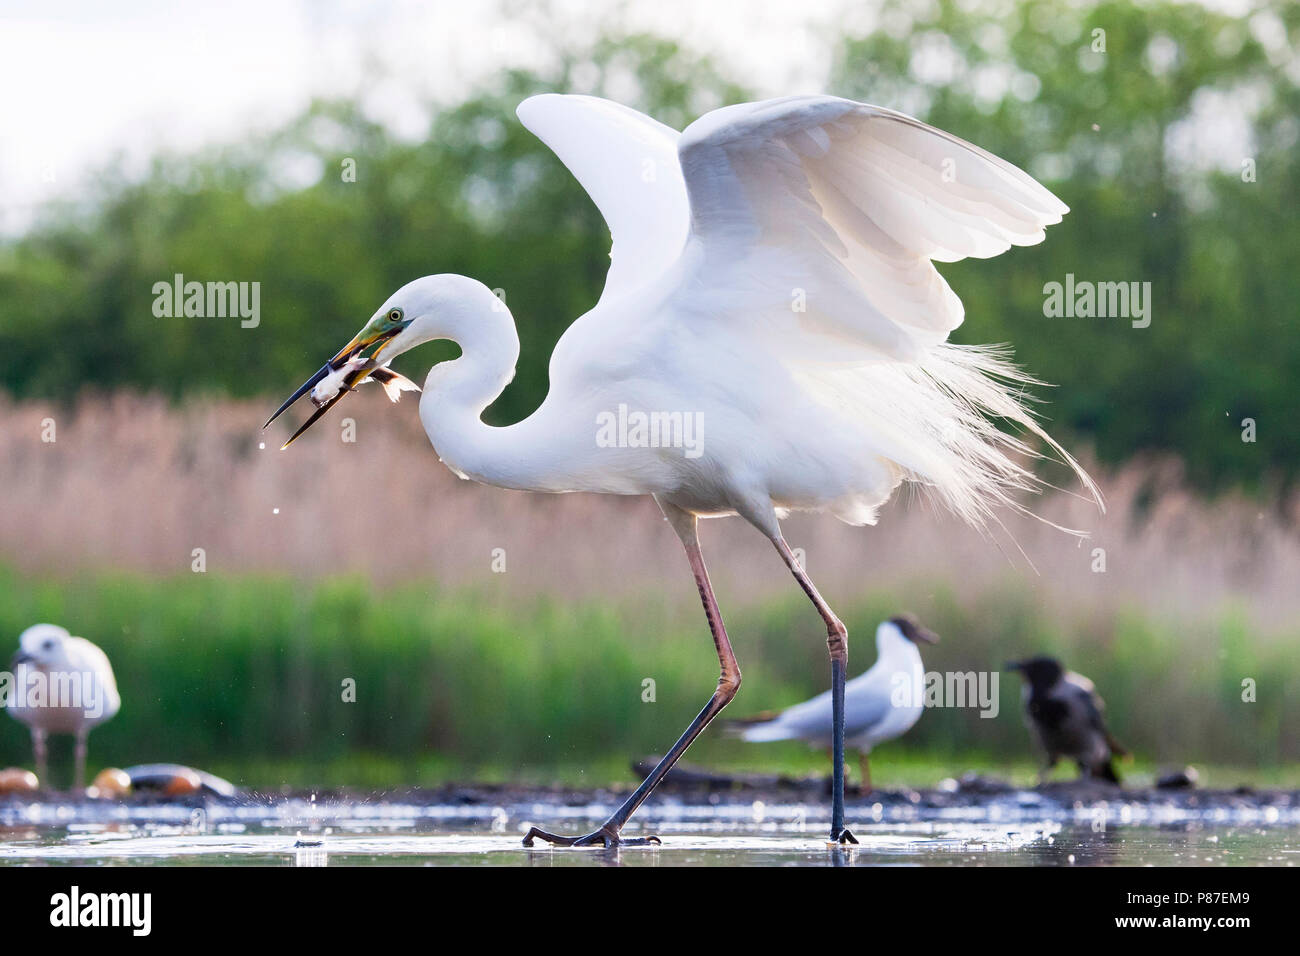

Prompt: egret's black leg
[
  {"left": 524, "top": 504, "right": 740, "bottom": 848},
  {"left": 773, "top": 536, "right": 858, "bottom": 845},
  {"left": 523, "top": 680, "right": 729, "bottom": 847},
  {"left": 830, "top": 655, "right": 853, "bottom": 840}
]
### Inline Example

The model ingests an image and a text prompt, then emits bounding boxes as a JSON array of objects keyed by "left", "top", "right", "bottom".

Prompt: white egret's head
[
  {"left": 12, "top": 624, "right": 75, "bottom": 669},
  {"left": 265, "top": 275, "right": 496, "bottom": 447}
]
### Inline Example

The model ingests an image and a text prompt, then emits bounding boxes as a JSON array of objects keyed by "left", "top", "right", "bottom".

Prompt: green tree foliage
[
  {"left": 0, "top": 3, "right": 1295, "bottom": 491},
  {"left": 833, "top": 0, "right": 1299, "bottom": 493},
  {"left": 0, "top": 33, "right": 746, "bottom": 428}
]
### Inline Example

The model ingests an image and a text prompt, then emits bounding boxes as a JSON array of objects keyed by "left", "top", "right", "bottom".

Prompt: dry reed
[{"left": 2, "top": 392, "right": 1295, "bottom": 634}]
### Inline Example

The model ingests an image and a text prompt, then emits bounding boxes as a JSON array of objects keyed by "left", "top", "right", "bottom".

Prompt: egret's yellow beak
[{"left": 263, "top": 324, "right": 404, "bottom": 449}]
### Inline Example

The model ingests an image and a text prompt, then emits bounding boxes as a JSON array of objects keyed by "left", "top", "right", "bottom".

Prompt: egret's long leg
[
  {"left": 523, "top": 505, "right": 740, "bottom": 848},
  {"left": 773, "top": 536, "right": 859, "bottom": 845}
]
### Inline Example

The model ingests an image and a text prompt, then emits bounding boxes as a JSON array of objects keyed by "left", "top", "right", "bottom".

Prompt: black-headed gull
[{"left": 734, "top": 615, "right": 938, "bottom": 790}]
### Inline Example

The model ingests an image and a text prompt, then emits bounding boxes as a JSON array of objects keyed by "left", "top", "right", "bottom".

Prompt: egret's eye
[
  {"left": 388, "top": 309, "right": 403, "bottom": 324},
  {"left": 42, "top": 640, "right": 54, "bottom": 651}
]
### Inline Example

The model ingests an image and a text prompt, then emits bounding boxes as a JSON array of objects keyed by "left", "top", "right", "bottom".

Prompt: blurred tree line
[{"left": 0, "top": 0, "right": 1295, "bottom": 495}]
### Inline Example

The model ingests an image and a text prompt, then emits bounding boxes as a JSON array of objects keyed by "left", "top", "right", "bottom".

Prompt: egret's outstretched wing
[
  {"left": 517, "top": 94, "right": 689, "bottom": 305},
  {"left": 672, "top": 95, "right": 1096, "bottom": 526},
  {"left": 518, "top": 93, "right": 1096, "bottom": 526},
  {"left": 677, "top": 95, "right": 1068, "bottom": 362}
]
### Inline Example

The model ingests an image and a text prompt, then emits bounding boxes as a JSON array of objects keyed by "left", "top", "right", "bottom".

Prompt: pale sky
[
  {"left": 0, "top": 0, "right": 1274, "bottom": 235},
  {"left": 0, "top": 0, "right": 854, "bottom": 233}
]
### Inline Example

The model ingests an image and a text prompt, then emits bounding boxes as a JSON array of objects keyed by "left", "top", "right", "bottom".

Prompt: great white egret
[
  {"left": 7, "top": 624, "right": 121, "bottom": 790},
  {"left": 267, "top": 93, "right": 1097, "bottom": 847},
  {"left": 1007, "top": 657, "right": 1126, "bottom": 784},
  {"left": 731, "top": 615, "right": 936, "bottom": 791}
]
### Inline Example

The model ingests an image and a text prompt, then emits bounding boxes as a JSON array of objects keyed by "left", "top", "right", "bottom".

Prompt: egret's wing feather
[
  {"left": 671, "top": 96, "right": 1098, "bottom": 526},
  {"left": 677, "top": 95, "right": 1067, "bottom": 362},
  {"left": 517, "top": 94, "right": 689, "bottom": 305}
]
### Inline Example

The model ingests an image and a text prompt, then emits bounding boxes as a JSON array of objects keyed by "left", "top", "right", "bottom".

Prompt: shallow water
[{"left": 2, "top": 793, "right": 1297, "bottom": 865}]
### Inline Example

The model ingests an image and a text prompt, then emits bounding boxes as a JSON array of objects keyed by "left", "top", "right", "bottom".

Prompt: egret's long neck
[{"left": 417, "top": 301, "right": 549, "bottom": 491}]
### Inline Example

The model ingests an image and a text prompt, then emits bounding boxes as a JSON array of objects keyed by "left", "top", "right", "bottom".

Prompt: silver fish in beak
[
  {"left": 310, "top": 355, "right": 420, "bottom": 408},
  {"left": 264, "top": 316, "right": 417, "bottom": 449}
]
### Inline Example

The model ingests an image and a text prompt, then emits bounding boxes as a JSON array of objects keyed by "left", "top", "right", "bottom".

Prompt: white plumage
[
  {"left": 738, "top": 621, "right": 925, "bottom": 747},
  {"left": 737, "top": 617, "right": 933, "bottom": 788},
  {"left": 310, "top": 355, "right": 420, "bottom": 406},
  {"left": 6, "top": 623, "right": 120, "bottom": 790},
  {"left": 374, "top": 93, "right": 1096, "bottom": 532},
  {"left": 269, "top": 92, "right": 1097, "bottom": 846}
]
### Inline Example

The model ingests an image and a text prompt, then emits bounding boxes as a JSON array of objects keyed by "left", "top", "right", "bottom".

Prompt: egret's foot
[
  {"left": 522, "top": 824, "right": 661, "bottom": 848},
  {"left": 829, "top": 827, "right": 860, "bottom": 846}
]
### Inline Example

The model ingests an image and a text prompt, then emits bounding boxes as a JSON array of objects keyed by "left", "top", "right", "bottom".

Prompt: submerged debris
[
  {"left": 0, "top": 768, "right": 39, "bottom": 794},
  {"left": 88, "top": 767, "right": 132, "bottom": 799},
  {"left": 124, "top": 763, "right": 237, "bottom": 798},
  {"left": 1156, "top": 766, "right": 1200, "bottom": 790}
]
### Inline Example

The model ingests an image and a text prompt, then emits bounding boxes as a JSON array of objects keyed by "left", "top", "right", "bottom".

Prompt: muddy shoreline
[{"left": 5, "top": 767, "right": 1294, "bottom": 818}]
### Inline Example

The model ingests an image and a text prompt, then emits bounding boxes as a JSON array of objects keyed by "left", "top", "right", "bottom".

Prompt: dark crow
[{"left": 1007, "top": 656, "right": 1127, "bottom": 784}]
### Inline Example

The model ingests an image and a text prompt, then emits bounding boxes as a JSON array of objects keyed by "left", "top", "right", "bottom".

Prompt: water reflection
[
  {"left": 0, "top": 819, "right": 1293, "bottom": 866},
  {"left": 1, "top": 797, "right": 1296, "bottom": 866}
]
